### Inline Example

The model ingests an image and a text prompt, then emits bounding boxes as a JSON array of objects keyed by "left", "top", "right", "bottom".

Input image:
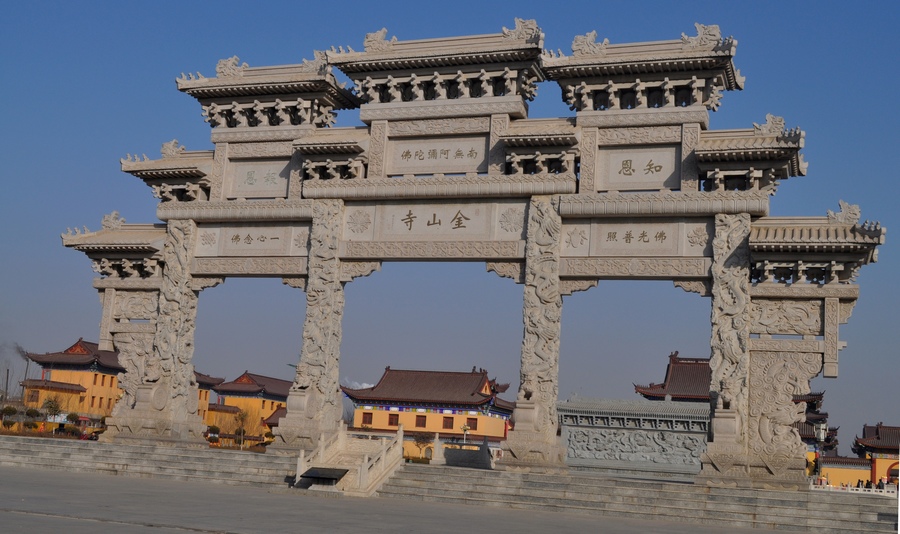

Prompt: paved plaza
[{"left": 0, "top": 465, "right": 793, "bottom": 533}]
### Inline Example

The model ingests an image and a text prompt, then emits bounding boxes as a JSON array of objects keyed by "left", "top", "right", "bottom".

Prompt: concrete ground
[{"left": 0, "top": 465, "right": 794, "bottom": 533}]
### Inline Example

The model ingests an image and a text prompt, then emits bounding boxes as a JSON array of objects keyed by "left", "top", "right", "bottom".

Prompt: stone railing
[
  {"left": 810, "top": 483, "right": 898, "bottom": 498},
  {"left": 294, "top": 421, "right": 346, "bottom": 478},
  {"left": 351, "top": 426, "right": 404, "bottom": 497}
]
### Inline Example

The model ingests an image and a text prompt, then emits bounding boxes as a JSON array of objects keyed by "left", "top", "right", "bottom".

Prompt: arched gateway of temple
[{"left": 63, "top": 20, "right": 884, "bottom": 489}]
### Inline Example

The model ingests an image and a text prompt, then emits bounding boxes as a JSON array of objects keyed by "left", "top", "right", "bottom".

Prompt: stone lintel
[
  {"left": 749, "top": 339, "right": 823, "bottom": 353},
  {"left": 360, "top": 97, "right": 528, "bottom": 123},
  {"left": 93, "top": 278, "right": 163, "bottom": 290},
  {"left": 749, "top": 283, "right": 860, "bottom": 300},
  {"left": 192, "top": 257, "right": 309, "bottom": 276},
  {"left": 576, "top": 108, "right": 710, "bottom": 129},
  {"left": 157, "top": 200, "right": 315, "bottom": 223},
  {"left": 302, "top": 174, "right": 576, "bottom": 199},
  {"left": 340, "top": 240, "right": 525, "bottom": 261},
  {"left": 561, "top": 257, "right": 711, "bottom": 279},
  {"left": 558, "top": 191, "right": 769, "bottom": 218},
  {"left": 211, "top": 125, "right": 318, "bottom": 144}
]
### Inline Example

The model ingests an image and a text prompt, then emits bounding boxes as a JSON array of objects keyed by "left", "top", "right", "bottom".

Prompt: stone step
[{"left": 376, "top": 465, "right": 898, "bottom": 533}]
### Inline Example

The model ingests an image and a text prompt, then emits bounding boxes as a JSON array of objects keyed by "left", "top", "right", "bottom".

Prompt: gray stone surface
[{"left": 0, "top": 464, "right": 791, "bottom": 534}]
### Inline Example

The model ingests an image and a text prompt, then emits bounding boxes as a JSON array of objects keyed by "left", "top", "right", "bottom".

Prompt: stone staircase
[
  {"left": 296, "top": 426, "right": 405, "bottom": 497},
  {"left": 377, "top": 464, "right": 899, "bottom": 533},
  {"left": 0, "top": 435, "right": 296, "bottom": 487}
]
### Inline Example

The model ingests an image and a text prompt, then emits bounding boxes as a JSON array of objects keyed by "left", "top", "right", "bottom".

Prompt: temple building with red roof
[
  {"left": 23, "top": 338, "right": 223, "bottom": 425},
  {"left": 852, "top": 423, "right": 899, "bottom": 485},
  {"left": 209, "top": 371, "right": 291, "bottom": 443},
  {"left": 634, "top": 351, "right": 839, "bottom": 467},
  {"left": 341, "top": 366, "right": 515, "bottom": 459}
]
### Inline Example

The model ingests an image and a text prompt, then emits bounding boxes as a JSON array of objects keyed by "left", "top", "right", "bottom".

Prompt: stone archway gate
[{"left": 63, "top": 20, "right": 884, "bottom": 489}]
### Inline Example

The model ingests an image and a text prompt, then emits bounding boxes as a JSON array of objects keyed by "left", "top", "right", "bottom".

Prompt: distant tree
[
  {"left": 66, "top": 412, "right": 80, "bottom": 424},
  {"left": 412, "top": 432, "right": 433, "bottom": 459},
  {"left": 1, "top": 406, "right": 17, "bottom": 420},
  {"left": 2, "top": 420, "right": 14, "bottom": 430},
  {"left": 42, "top": 397, "right": 61, "bottom": 418},
  {"left": 207, "top": 425, "right": 220, "bottom": 435},
  {"left": 234, "top": 410, "right": 249, "bottom": 450},
  {"left": 25, "top": 408, "right": 41, "bottom": 419}
]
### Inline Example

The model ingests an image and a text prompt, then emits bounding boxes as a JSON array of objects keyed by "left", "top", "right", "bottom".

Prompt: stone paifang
[{"left": 63, "top": 19, "right": 885, "bottom": 487}]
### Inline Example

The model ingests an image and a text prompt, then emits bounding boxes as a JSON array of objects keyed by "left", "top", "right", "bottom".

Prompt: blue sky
[{"left": 1, "top": 2, "right": 897, "bottom": 453}]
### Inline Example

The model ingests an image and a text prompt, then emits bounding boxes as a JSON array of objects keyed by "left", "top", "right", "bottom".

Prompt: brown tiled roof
[
  {"left": 26, "top": 338, "right": 221, "bottom": 386},
  {"left": 207, "top": 403, "right": 241, "bottom": 414},
  {"left": 26, "top": 338, "right": 124, "bottom": 372},
  {"left": 213, "top": 372, "right": 292, "bottom": 399},
  {"left": 634, "top": 352, "right": 711, "bottom": 401},
  {"left": 264, "top": 407, "right": 286, "bottom": 427},
  {"left": 821, "top": 456, "right": 871, "bottom": 469},
  {"left": 194, "top": 371, "right": 225, "bottom": 388},
  {"left": 853, "top": 423, "right": 900, "bottom": 453},
  {"left": 634, "top": 352, "right": 826, "bottom": 406},
  {"left": 342, "top": 367, "right": 513, "bottom": 410},
  {"left": 20, "top": 379, "right": 87, "bottom": 393}
]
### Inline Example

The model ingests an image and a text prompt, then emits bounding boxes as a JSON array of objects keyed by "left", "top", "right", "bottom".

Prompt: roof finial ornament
[
  {"left": 753, "top": 114, "right": 786, "bottom": 136},
  {"left": 101, "top": 211, "right": 125, "bottom": 230},
  {"left": 364, "top": 28, "right": 397, "bottom": 52},
  {"left": 572, "top": 30, "right": 609, "bottom": 56},
  {"left": 681, "top": 23, "right": 722, "bottom": 50},
  {"left": 502, "top": 18, "right": 542, "bottom": 44},
  {"left": 161, "top": 139, "right": 186, "bottom": 159},
  {"left": 827, "top": 200, "right": 862, "bottom": 225},
  {"left": 216, "top": 56, "right": 248, "bottom": 77}
]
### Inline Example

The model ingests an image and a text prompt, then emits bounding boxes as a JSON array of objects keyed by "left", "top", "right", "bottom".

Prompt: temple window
[
  {"left": 593, "top": 91, "right": 610, "bottom": 110},
  {"left": 388, "top": 413, "right": 399, "bottom": 426},
  {"left": 647, "top": 88, "right": 665, "bottom": 108},
  {"left": 27, "top": 390, "right": 38, "bottom": 403},
  {"left": 93, "top": 374, "right": 98, "bottom": 386},
  {"left": 415, "top": 415, "right": 427, "bottom": 428},
  {"left": 443, "top": 416, "right": 454, "bottom": 429},
  {"left": 362, "top": 412, "right": 373, "bottom": 425},
  {"left": 466, "top": 417, "right": 478, "bottom": 431},
  {"left": 675, "top": 87, "right": 692, "bottom": 107},
  {"left": 619, "top": 90, "right": 637, "bottom": 110}
]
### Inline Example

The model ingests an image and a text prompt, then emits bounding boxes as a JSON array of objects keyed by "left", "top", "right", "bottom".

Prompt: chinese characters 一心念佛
[{"left": 230, "top": 234, "right": 281, "bottom": 245}]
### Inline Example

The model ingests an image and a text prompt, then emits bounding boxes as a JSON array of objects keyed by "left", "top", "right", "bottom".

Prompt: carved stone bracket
[
  {"left": 486, "top": 261, "right": 525, "bottom": 283},
  {"left": 674, "top": 280, "right": 711, "bottom": 296},
  {"left": 341, "top": 261, "right": 381, "bottom": 282},
  {"left": 559, "top": 279, "right": 598, "bottom": 296},
  {"left": 190, "top": 277, "right": 224, "bottom": 291},
  {"left": 282, "top": 277, "right": 307, "bottom": 291}
]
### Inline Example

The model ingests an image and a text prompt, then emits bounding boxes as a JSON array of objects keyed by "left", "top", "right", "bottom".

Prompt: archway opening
[{"left": 559, "top": 280, "right": 712, "bottom": 402}]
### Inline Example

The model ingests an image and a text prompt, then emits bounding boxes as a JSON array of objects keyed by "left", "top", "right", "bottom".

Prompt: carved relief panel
[
  {"left": 224, "top": 158, "right": 292, "bottom": 199},
  {"left": 561, "top": 217, "right": 712, "bottom": 258},
  {"left": 596, "top": 145, "right": 682, "bottom": 191},
  {"left": 340, "top": 200, "right": 526, "bottom": 259},
  {"left": 386, "top": 136, "right": 489, "bottom": 176},
  {"left": 194, "top": 223, "right": 310, "bottom": 257}
]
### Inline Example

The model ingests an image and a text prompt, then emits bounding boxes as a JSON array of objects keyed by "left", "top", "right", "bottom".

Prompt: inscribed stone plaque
[
  {"left": 561, "top": 218, "right": 712, "bottom": 258},
  {"left": 387, "top": 136, "right": 489, "bottom": 175},
  {"left": 598, "top": 146, "right": 680, "bottom": 191},
  {"left": 225, "top": 159, "right": 291, "bottom": 199},
  {"left": 194, "top": 224, "right": 310, "bottom": 257},
  {"left": 342, "top": 201, "right": 526, "bottom": 242}
]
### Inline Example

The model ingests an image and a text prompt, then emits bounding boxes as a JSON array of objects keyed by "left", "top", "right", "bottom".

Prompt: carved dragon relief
[
  {"left": 748, "top": 352, "right": 822, "bottom": 461},
  {"left": 518, "top": 196, "right": 562, "bottom": 441},
  {"left": 709, "top": 213, "right": 751, "bottom": 440},
  {"left": 149, "top": 219, "right": 200, "bottom": 420},
  {"left": 292, "top": 200, "right": 345, "bottom": 429}
]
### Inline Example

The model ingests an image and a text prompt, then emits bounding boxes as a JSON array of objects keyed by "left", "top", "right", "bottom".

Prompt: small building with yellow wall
[
  {"left": 850, "top": 422, "right": 899, "bottom": 486},
  {"left": 341, "top": 367, "right": 515, "bottom": 459},
  {"left": 23, "top": 338, "right": 222, "bottom": 427},
  {"left": 210, "top": 371, "right": 289, "bottom": 443}
]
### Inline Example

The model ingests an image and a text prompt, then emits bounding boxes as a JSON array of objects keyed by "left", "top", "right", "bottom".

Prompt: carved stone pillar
[
  {"left": 501, "top": 195, "right": 566, "bottom": 469},
  {"left": 103, "top": 219, "right": 206, "bottom": 445},
  {"left": 696, "top": 212, "right": 753, "bottom": 485},
  {"left": 745, "top": 351, "right": 822, "bottom": 488},
  {"left": 272, "top": 199, "right": 345, "bottom": 451}
]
